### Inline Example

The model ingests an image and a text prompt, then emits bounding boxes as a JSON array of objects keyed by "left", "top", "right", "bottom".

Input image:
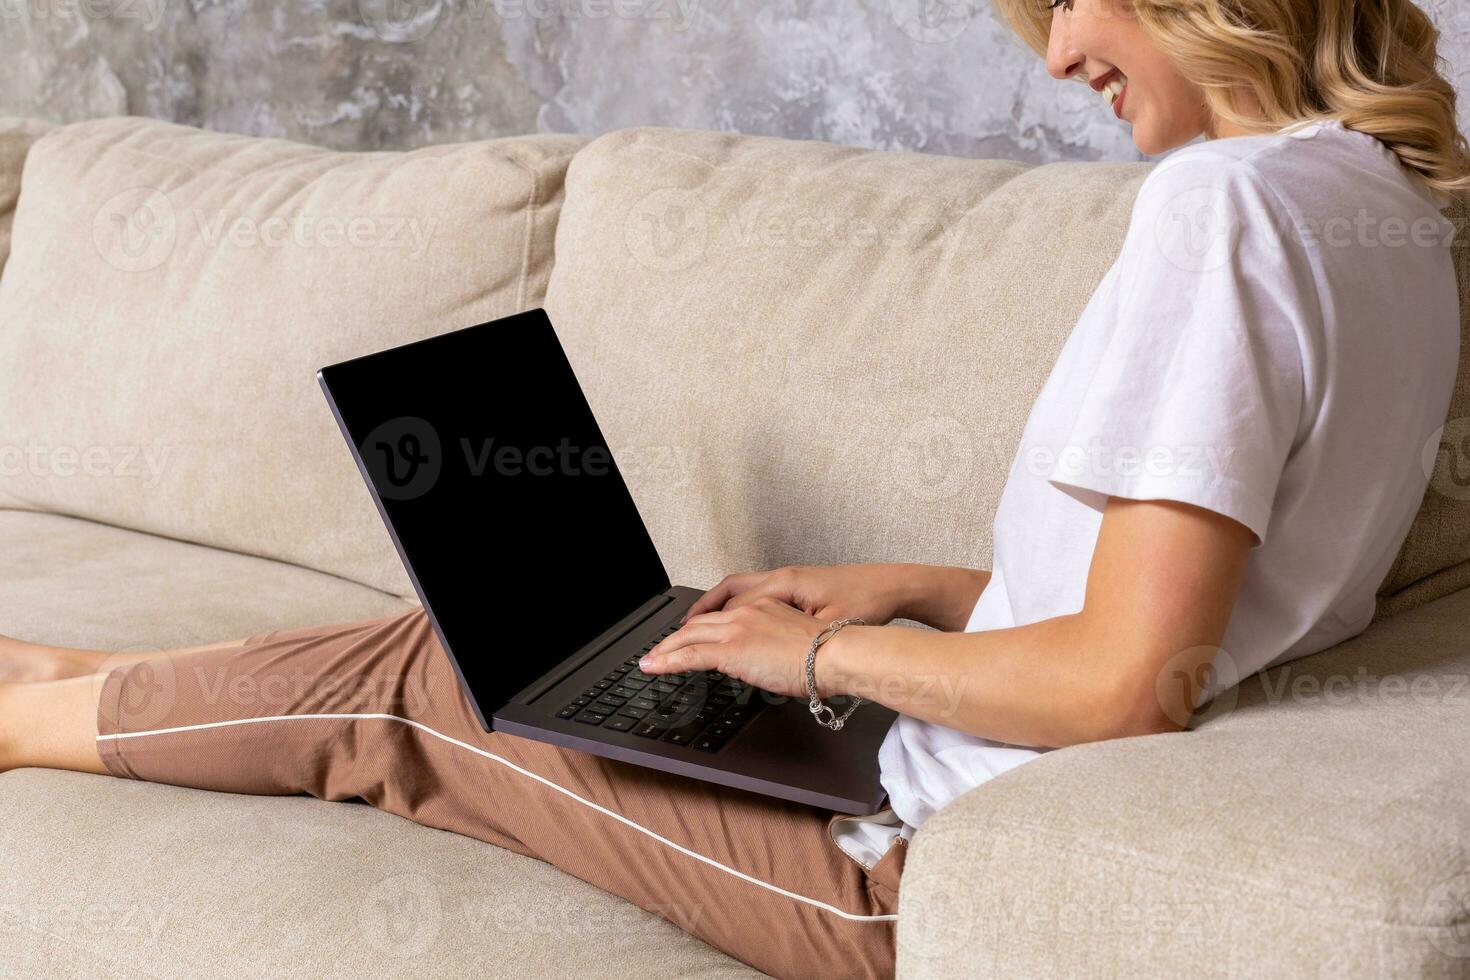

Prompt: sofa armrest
[{"left": 896, "top": 587, "right": 1470, "bottom": 978}]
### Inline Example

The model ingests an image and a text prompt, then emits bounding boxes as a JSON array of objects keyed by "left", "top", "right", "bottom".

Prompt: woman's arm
[
  {"left": 643, "top": 497, "right": 1253, "bottom": 749},
  {"left": 891, "top": 564, "right": 991, "bottom": 633}
]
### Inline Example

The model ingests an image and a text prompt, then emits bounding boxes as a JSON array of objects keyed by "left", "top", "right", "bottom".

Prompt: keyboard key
[
  {"left": 650, "top": 681, "right": 680, "bottom": 695},
  {"left": 609, "top": 685, "right": 642, "bottom": 699},
  {"left": 617, "top": 706, "right": 649, "bottom": 720},
  {"left": 604, "top": 671, "right": 627, "bottom": 683},
  {"left": 556, "top": 706, "right": 580, "bottom": 719},
  {"left": 633, "top": 721, "right": 664, "bottom": 738},
  {"left": 582, "top": 688, "right": 603, "bottom": 699},
  {"left": 595, "top": 696, "right": 627, "bottom": 710},
  {"left": 574, "top": 710, "right": 609, "bottom": 725},
  {"left": 631, "top": 696, "right": 659, "bottom": 711},
  {"left": 603, "top": 715, "right": 637, "bottom": 732}
]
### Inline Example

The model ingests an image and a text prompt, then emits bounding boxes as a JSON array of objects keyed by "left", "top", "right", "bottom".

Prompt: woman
[{"left": 3, "top": 1, "right": 1467, "bottom": 977}]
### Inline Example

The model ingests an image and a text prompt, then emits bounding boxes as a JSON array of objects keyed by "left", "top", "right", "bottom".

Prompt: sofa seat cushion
[
  {"left": 896, "top": 585, "right": 1470, "bottom": 978},
  {"left": 0, "top": 770, "right": 767, "bottom": 978},
  {"left": 0, "top": 508, "right": 412, "bottom": 651},
  {"left": 0, "top": 118, "right": 588, "bottom": 598}
]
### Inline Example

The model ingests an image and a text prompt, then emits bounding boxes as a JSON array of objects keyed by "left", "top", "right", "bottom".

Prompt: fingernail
[{"left": 639, "top": 656, "right": 655, "bottom": 671}]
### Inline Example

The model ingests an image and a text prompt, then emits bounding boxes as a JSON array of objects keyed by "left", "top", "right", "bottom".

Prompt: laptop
[{"left": 317, "top": 308, "right": 894, "bottom": 813}]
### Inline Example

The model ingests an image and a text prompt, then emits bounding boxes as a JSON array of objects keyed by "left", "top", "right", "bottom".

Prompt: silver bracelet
[{"left": 806, "top": 617, "right": 866, "bottom": 731}]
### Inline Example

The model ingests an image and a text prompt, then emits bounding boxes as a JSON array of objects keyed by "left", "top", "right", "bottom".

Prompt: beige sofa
[{"left": 1, "top": 115, "right": 1468, "bottom": 978}]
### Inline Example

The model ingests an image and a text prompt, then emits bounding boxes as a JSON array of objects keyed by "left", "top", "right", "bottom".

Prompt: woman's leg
[
  {"left": 6, "top": 608, "right": 902, "bottom": 979},
  {"left": 0, "top": 676, "right": 107, "bottom": 773},
  {"left": 0, "top": 632, "right": 251, "bottom": 683}
]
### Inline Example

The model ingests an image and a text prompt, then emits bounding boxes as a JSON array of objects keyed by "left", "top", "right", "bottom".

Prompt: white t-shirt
[{"left": 836, "top": 118, "right": 1461, "bottom": 865}]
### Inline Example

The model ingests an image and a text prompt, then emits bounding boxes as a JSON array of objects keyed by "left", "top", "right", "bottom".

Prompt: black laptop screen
[{"left": 318, "top": 309, "right": 671, "bottom": 722}]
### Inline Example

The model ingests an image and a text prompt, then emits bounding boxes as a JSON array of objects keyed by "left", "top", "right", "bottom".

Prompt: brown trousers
[{"left": 94, "top": 608, "right": 903, "bottom": 979}]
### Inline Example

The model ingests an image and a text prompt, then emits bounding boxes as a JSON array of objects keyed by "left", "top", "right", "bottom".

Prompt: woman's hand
[
  {"left": 680, "top": 562, "right": 991, "bottom": 633},
  {"left": 679, "top": 563, "right": 913, "bottom": 628},
  {"left": 640, "top": 597, "right": 833, "bottom": 698}
]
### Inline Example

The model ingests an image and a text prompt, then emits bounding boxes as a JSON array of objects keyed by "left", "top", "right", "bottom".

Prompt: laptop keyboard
[{"left": 554, "top": 621, "right": 765, "bottom": 753}]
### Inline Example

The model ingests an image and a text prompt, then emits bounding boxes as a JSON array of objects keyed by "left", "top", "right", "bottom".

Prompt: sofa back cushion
[
  {"left": 1376, "top": 193, "right": 1470, "bottom": 616},
  {"left": 0, "top": 118, "right": 54, "bottom": 278},
  {"left": 0, "top": 118, "right": 586, "bottom": 596},
  {"left": 544, "top": 127, "right": 1470, "bottom": 617}
]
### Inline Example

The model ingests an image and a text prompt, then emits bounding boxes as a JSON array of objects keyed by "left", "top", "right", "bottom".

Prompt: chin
[
  {"left": 1132, "top": 129, "right": 1166, "bottom": 156},
  {"left": 1131, "top": 119, "right": 1195, "bottom": 156}
]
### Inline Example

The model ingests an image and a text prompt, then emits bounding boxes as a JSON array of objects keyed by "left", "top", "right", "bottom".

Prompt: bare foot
[{"left": 0, "top": 635, "right": 104, "bottom": 683}]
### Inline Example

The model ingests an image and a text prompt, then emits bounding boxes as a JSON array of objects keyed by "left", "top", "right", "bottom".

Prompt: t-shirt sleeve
[{"left": 1046, "top": 151, "right": 1310, "bottom": 545}]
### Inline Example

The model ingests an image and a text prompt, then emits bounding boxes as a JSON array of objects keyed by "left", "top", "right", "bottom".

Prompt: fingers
[
  {"left": 640, "top": 622, "right": 726, "bottom": 673},
  {"left": 682, "top": 571, "right": 766, "bottom": 622}
]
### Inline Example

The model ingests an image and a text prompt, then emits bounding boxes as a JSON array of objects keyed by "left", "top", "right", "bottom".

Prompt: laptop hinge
[{"left": 509, "top": 592, "right": 674, "bottom": 706}]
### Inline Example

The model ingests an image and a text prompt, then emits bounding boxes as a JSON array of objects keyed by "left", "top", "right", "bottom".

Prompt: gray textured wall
[{"left": 3, "top": 0, "right": 1469, "bottom": 164}]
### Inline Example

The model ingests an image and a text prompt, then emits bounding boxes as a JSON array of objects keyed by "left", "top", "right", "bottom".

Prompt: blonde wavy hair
[{"left": 994, "top": 0, "right": 1470, "bottom": 202}]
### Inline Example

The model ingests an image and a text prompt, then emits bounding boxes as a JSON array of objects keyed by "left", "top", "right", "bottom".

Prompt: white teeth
[{"left": 1103, "top": 75, "right": 1127, "bottom": 107}]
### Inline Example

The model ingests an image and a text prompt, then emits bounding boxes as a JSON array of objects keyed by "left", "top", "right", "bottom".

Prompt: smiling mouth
[{"left": 1101, "top": 73, "right": 1128, "bottom": 111}]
